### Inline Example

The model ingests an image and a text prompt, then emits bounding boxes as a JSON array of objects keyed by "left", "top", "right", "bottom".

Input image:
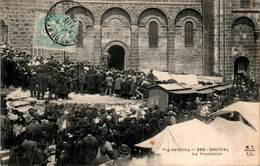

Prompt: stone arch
[
  {"left": 174, "top": 8, "right": 202, "bottom": 27},
  {"left": 180, "top": 18, "right": 199, "bottom": 29},
  {"left": 66, "top": 6, "right": 94, "bottom": 26},
  {"left": 232, "top": 53, "right": 254, "bottom": 63},
  {"left": 101, "top": 7, "right": 131, "bottom": 26},
  {"left": 233, "top": 56, "right": 250, "bottom": 77},
  {"left": 102, "top": 40, "right": 130, "bottom": 69},
  {"left": 135, "top": 6, "right": 170, "bottom": 24},
  {"left": 232, "top": 16, "right": 257, "bottom": 40},
  {"left": 138, "top": 8, "right": 168, "bottom": 27},
  {"left": 231, "top": 15, "right": 259, "bottom": 31},
  {"left": 102, "top": 15, "right": 130, "bottom": 27},
  {"left": 146, "top": 18, "right": 162, "bottom": 27},
  {"left": 232, "top": 17, "right": 255, "bottom": 30}
]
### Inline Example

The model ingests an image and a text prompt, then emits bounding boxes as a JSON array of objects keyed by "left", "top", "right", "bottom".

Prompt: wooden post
[{"left": 64, "top": 51, "right": 66, "bottom": 62}]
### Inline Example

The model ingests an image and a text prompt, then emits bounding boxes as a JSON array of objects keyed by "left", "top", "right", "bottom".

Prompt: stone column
[
  {"left": 167, "top": 21, "right": 175, "bottom": 72},
  {"left": 130, "top": 23, "right": 138, "bottom": 70},
  {"left": 255, "top": 30, "right": 260, "bottom": 83},
  {"left": 93, "top": 24, "right": 102, "bottom": 66}
]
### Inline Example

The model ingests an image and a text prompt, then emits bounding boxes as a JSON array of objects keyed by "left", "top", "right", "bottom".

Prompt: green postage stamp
[{"left": 33, "top": 12, "right": 77, "bottom": 52}]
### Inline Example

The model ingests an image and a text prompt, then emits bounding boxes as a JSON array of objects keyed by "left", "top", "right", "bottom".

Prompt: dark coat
[
  {"left": 21, "top": 140, "right": 37, "bottom": 166},
  {"left": 79, "top": 72, "right": 86, "bottom": 84},
  {"left": 121, "top": 79, "right": 130, "bottom": 95},
  {"left": 28, "top": 75, "right": 37, "bottom": 91},
  {"left": 1, "top": 115, "right": 12, "bottom": 148},
  {"left": 82, "top": 135, "right": 99, "bottom": 164},
  {"left": 97, "top": 73, "right": 105, "bottom": 87},
  {"left": 114, "top": 77, "right": 123, "bottom": 90},
  {"left": 60, "top": 76, "right": 70, "bottom": 95},
  {"left": 87, "top": 73, "right": 97, "bottom": 90},
  {"left": 37, "top": 73, "right": 47, "bottom": 93},
  {"left": 129, "top": 79, "right": 135, "bottom": 95},
  {"left": 26, "top": 123, "right": 43, "bottom": 142},
  {"left": 147, "top": 72, "right": 155, "bottom": 85}
]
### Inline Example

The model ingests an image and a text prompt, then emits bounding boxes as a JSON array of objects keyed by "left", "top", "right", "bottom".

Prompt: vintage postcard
[{"left": 1, "top": 0, "right": 259, "bottom": 165}]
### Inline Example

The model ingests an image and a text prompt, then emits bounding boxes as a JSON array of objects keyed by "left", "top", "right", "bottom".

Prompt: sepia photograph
[{"left": 0, "top": 0, "right": 259, "bottom": 165}]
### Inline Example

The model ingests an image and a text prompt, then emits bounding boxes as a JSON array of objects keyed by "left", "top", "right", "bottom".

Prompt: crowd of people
[
  {"left": 2, "top": 97, "right": 187, "bottom": 165},
  {"left": 2, "top": 83, "right": 258, "bottom": 165},
  {"left": 1, "top": 43, "right": 259, "bottom": 165},
  {"left": 1, "top": 43, "right": 156, "bottom": 101}
]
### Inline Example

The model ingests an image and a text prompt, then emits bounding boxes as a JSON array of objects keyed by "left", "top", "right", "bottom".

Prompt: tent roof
[
  {"left": 170, "top": 89, "right": 196, "bottom": 94},
  {"left": 136, "top": 119, "right": 232, "bottom": 153},
  {"left": 157, "top": 83, "right": 186, "bottom": 91},
  {"left": 197, "top": 76, "right": 223, "bottom": 83},
  {"left": 140, "top": 69, "right": 199, "bottom": 85},
  {"left": 170, "top": 74, "right": 198, "bottom": 85},
  {"left": 135, "top": 118, "right": 259, "bottom": 165},
  {"left": 208, "top": 117, "right": 258, "bottom": 144},
  {"left": 195, "top": 88, "right": 215, "bottom": 94},
  {"left": 219, "top": 102, "right": 259, "bottom": 131},
  {"left": 213, "top": 84, "right": 233, "bottom": 91}
]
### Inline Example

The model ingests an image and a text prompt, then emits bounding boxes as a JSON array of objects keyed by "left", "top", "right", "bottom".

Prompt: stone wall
[
  {"left": 1, "top": 0, "right": 217, "bottom": 76},
  {"left": 213, "top": 0, "right": 260, "bottom": 83},
  {"left": 174, "top": 25, "right": 203, "bottom": 75},
  {"left": 138, "top": 23, "right": 168, "bottom": 71}
]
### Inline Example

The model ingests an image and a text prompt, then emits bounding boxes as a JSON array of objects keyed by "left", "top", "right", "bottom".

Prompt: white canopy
[
  {"left": 136, "top": 119, "right": 232, "bottom": 152},
  {"left": 140, "top": 69, "right": 198, "bottom": 85},
  {"left": 209, "top": 117, "right": 258, "bottom": 145},
  {"left": 135, "top": 119, "right": 259, "bottom": 165},
  {"left": 218, "top": 101, "right": 259, "bottom": 131}
]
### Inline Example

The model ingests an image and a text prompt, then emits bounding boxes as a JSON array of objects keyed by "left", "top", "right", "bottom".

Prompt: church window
[
  {"left": 185, "top": 21, "right": 194, "bottom": 47},
  {"left": 149, "top": 21, "right": 158, "bottom": 48}
]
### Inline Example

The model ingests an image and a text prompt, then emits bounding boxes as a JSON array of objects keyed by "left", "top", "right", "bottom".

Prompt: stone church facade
[{"left": 1, "top": 0, "right": 260, "bottom": 83}]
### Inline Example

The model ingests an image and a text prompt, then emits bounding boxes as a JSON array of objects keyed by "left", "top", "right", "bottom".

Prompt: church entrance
[
  {"left": 108, "top": 45, "right": 125, "bottom": 70},
  {"left": 234, "top": 56, "right": 250, "bottom": 83}
]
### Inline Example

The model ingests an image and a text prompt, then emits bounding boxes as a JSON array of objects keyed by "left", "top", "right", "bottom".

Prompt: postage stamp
[
  {"left": 33, "top": 12, "right": 77, "bottom": 52},
  {"left": 45, "top": 14, "right": 78, "bottom": 46}
]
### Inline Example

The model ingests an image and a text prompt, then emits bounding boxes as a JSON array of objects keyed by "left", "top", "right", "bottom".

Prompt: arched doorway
[
  {"left": 108, "top": 45, "right": 125, "bottom": 70},
  {"left": 234, "top": 57, "right": 250, "bottom": 83}
]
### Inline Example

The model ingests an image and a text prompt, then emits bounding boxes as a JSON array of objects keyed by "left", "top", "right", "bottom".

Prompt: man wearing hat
[
  {"left": 147, "top": 70, "right": 155, "bottom": 85},
  {"left": 121, "top": 76, "right": 130, "bottom": 99},
  {"left": 113, "top": 144, "right": 131, "bottom": 166},
  {"left": 1, "top": 109, "right": 12, "bottom": 149},
  {"left": 37, "top": 69, "right": 47, "bottom": 100},
  {"left": 114, "top": 74, "right": 123, "bottom": 97},
  {"left": 168, "top": 111, "right": 177, "bottom": 125},
  {"left": 79, "top": 69, "right": 86, "bottom": 94},
  {"left": 105, "top": 73, "right": 114, "bottom": 96},
  {"left": 21, "top": 136, "right": 38, "bottom": 166},
  {"left": 81, "top": 131, "right": 99, "bottom": 165},
  {"left": 29, "top": 71, "right": 37, "bottom": 97}
]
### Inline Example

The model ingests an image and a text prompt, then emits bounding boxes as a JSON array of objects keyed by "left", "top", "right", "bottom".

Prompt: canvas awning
[
  {"left": 213, "top": 84, "right": 233, "bottom": 91},
  {"left": 217, "top": 102, "right": 259, "bottom": 131},
  {"left": 170, "top": 74, "right": 198, "bottom": 85},
  {"left": 208, "top": 117, "right": 258, "bottom": 144},
  {"left": 157, "top": 83, "right": 186, "bottom": 91},
  {"left": 195, "top": 88, "right": 215, "bottom": 94},
  {"left": 170, "top": 89, "right": 196, "bottom": 94},
  {"left": 135, "top": 119, "right": 232, "bottom": 151},
  {"left": 135, "top": 118, "right": 259, "bottom": 165}
]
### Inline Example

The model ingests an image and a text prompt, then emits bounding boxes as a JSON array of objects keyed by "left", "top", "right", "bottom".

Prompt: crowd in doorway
[{"left": 1, "top": 43, "right": 156, "bottom": 100}]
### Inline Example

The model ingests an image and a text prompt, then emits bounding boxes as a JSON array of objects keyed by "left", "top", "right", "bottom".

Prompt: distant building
[{"left": 1, "top": 0, "right": 259, "bottom": 82}]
